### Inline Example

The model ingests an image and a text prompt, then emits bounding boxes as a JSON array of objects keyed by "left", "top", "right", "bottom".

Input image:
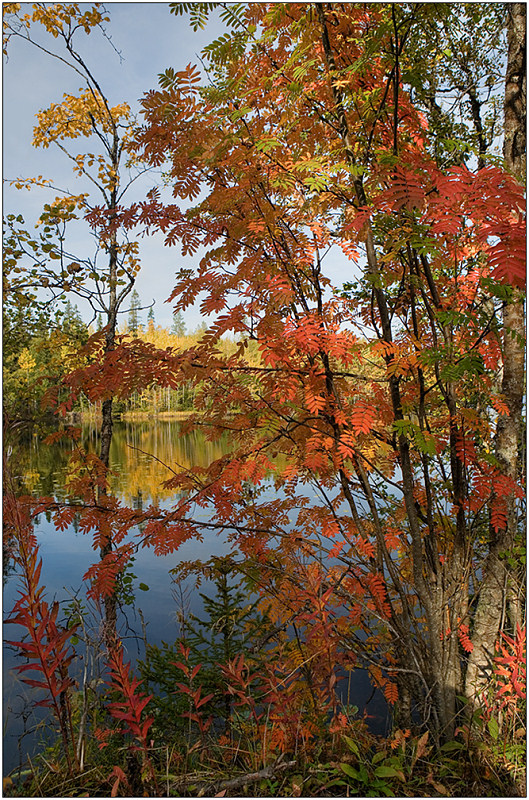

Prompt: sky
[{"left": 3, "top": 2, "right": 226, "bottom": 332}]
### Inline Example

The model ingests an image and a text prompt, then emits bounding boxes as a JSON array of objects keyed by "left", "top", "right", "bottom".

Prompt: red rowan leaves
[
  {"left": 384, "top": 680, "right": 399, "bottom": 705},
  {"left": 458, "top": 623, "right": 474, "bottom": 654},
  {"left": 338, "top": 432, "right": 356, "bottom": 461},
  {"left": 366, "top": 574, "right": 391, "bottom": 618},
  {"left": 354, "top": 535, "right": 376, "bottom": 560},
  {"left": 84, "top": 546, "right": 134, "bottom": 599},
  {"left": 305, "top": 388, "right": 326, "bottom": 414},
  {"left": 384, "top": 526, "right": 403, "bottom": 552},
  {"left": 4, "top": 512, "right": 78, "bottom": 768},
  {"left": 494, "top": 625, "right": 526, "bottom": 704},
  {"left": 492, "top": 397, "right": 511, "bottom": 417},
  {"left": 52, "top": 505, "right": 77, "bottom": 531},
  {"left": 350, "top": 402, "right": 377, "bottom": 436},
  {"left": 378, "top": 167, "right": 427, "bottom": 213},
  {"left": 109, "top": 766, "right": 129, "bottom": 798},
  {"left": 490, "top": 498, "right": 508, "bottom": 534},
  {"left": 105, "top": 646, "right": 155, "bottom": 757}
]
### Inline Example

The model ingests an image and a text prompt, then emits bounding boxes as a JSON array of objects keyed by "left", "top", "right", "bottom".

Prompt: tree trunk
[
  {"left": 99, "top": 219, "right": 119, "bottom": 647},
  {"left": 465, "top": 2, "right": 526, "bottom": 703}
]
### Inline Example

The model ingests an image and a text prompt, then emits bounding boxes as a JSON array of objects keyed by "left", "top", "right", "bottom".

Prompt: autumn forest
[{"left": 3, "top": 3, "right": 526, "bottom": 797}]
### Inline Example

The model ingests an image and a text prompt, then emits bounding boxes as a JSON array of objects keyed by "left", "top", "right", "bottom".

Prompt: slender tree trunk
[
  {"left": 99, "top": 169, "right": 120, "bottom": 647},
  {"left": 465, "top": 2, "right": 526, "bottom": 703}
]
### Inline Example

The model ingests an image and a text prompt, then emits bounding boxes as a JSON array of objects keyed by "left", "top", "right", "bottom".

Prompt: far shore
[
  {"left": 65, "top": 410, "right": 195, "bottom": 423},
  {"left": 121, "top": 410, "right": 194, "bottom": 421}
]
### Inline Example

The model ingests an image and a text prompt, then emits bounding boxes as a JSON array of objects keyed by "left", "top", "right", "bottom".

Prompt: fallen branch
[{"left": 172, "top": 759, "right": 297, "bottom": 796}]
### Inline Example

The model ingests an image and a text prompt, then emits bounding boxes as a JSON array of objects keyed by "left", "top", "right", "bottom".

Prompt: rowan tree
[
  {"left": 112, "top": 2, "right": 525, "bottom": 742},
  {"left": 4, "top": 2, "right": 525, "bottom": 769}
]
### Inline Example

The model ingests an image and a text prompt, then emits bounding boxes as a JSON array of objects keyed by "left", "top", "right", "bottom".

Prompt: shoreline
[{"left": 65, "top": 410, "right": 195, "bottom": 423}]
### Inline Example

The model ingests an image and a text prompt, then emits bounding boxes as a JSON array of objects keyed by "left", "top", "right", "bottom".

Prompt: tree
[
  {"left": 2, "top": 266, "right": 89, "bottom": 425},
  {"left": 128, "top": 289, "right": 142, "bottom": 335},
  {"left": 3, "top": 299, "right": 52, "bottom": 423},
  {"left": 171, "top": 310, "right": 186, "bottom": 336},
  {"left": 3, "top": 2, "right": 149, "bottom": 643},
  {"left": 146, "top": 305, "right": 155, "bottom": 335},
  {"left": 61, "top": 300, "right": 89, "bottom": 342},
  {"left": 400, "top": 3, "right": 507, "bottom": 170},
  {"left": 125, "top": 2, "right": 525, "bottom": 742},
  {"left": 141, "top": 556, "right": 272, "bottom": 738},
  {"left": 465, "top": 1, "right": 526, "bottom": 704}
]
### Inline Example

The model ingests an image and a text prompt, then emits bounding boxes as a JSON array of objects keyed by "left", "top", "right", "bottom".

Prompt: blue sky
[{"left": 3, "top": 3, "right": 224, "bottom": 332}]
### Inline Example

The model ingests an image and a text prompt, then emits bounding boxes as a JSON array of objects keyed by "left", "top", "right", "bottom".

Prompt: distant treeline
[{"left": 4, "top": 298, "right": 261, "bottom": 424}]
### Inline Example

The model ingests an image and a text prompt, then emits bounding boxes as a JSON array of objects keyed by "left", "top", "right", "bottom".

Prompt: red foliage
[
  {"left": 8, "top": 2, "right": 525, "bottom": 753},
  {"left": 4, "top": 490, "right": 78, "bottom": 771},
  {"left": 105, "top": 647, "right": 154, "bottom": 747}
]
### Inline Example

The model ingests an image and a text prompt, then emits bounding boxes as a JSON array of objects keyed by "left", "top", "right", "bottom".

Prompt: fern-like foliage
[{"left": 169, "top": 2, "right": 218, "bottom": 31}]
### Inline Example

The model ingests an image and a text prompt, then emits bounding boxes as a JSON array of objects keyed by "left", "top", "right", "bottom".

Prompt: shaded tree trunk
[{"left": 465, "top": 2, "right": 526, "bottom": 703}]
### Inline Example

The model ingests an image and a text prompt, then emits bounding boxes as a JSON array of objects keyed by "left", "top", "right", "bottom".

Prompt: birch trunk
[{"left": 465, "top": 2, "right": 526, "bottom": 703}]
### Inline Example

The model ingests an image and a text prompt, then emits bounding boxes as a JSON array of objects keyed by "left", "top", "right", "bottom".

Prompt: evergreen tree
[
  {"left": 147, "top": 306, "right": 155, "bottom": 334},
  {"left": 192, "top": 320, "right": 207, "bottom": 335},
  {"left": 128, "top": 289, "right": 141, "bottom": 335},
  {"left": 61, "top": 301, "right": 88, "bottom": 343},
  {"left": 140, "top": 557, "right": 272, "bottom": 737},
  {"left": 171, "top": 310, "right": 186, "bottom": 336}
]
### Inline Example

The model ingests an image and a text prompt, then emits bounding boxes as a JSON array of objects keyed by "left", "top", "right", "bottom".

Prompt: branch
[{"left": 172, "top": 759, "right": 297, "bottom": 796}]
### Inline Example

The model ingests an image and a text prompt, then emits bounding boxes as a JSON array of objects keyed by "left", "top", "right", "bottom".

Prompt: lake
[{"left": 3, "top": 420, "right": 388, "bottom": 774}]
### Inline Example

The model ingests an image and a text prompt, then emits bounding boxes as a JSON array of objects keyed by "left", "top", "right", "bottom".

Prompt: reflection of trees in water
[
  {"left": 111, "top": 421, "right": 228, "bottom": 504},
  {"left": 7, "top": 426, "right": 77, "bottom": 499},
  {"left": 15, "top": 421, "right": 229, "bottom": 505}
]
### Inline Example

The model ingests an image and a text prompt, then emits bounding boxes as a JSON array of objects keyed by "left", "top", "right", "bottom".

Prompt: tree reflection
[{"left": 15, "top": 420, "right": 230, "bottom": 505}]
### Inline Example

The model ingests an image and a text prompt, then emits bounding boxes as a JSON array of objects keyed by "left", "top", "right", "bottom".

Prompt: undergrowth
[{"left": 4, "top": 561, "right": 526, "bottom": 798}]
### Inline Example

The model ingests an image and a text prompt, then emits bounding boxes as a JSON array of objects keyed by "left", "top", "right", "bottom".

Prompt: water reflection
[
  {"left": 4, "top": 421, "right": 233, "bottom": 774},
  {"left": 4, "top": 421, "right": 389, "bottom": 775},
  {"left": 15, "top": 420, "right": 229, "bottom": 505},
  {"left": 108, "top": 420, "right": 228, "bottom": 504}
]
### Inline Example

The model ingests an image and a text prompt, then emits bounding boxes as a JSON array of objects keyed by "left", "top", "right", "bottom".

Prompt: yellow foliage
[
  {"left": 30, "top": 4, "right": 109, "bottom": 38},
  {"left": 10, "top": 175, "right": 52, "bottom": 191},
  {"left": 38, "top": 193, "right": 89, "bottom": 224},
  {"left": 33, "top": 89, "right": 130, "bottom": 148},
  {"left": 18, "top": 348, "right": 36, "bottom": 372},
  {"left": 2, "top": 3, "right": 21, "bottom": 30}
]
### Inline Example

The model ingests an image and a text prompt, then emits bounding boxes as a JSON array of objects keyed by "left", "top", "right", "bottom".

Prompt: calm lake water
[{"left": 3, "top": 420, "right": 388, "bottom": 774}]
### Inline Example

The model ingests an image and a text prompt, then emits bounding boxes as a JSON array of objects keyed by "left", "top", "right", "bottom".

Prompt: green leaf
[
  {"left": 414, "top": 429, "right": 437, "bottom": 456},
  {"left": 138, "top": 582, "right": 150, "bottom": 591},
  {"left": 488, "top": 717, "right": 499, "bottom": 741},
  {"left": 393, "top": 418, "right": 414, "bottom": 435},
  {"left": 340, "top": 763, "right": 362, "bottom": 781},
  {"left": 255, "top": 137, "right": 282, "bottom": 153},
  {"left": 440, "top": 740, "right": 465, "bottom": 752},
  {"left": 343, "top": 735, "right": 360, "bottom": 756},
  {"left": 374, "top": 765, "right": 401, "bottom": 779}
]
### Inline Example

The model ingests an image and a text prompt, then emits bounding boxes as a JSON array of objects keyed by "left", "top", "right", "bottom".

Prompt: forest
[{"left": 3, "top": 3, "right": 526, "bottom": 797}]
